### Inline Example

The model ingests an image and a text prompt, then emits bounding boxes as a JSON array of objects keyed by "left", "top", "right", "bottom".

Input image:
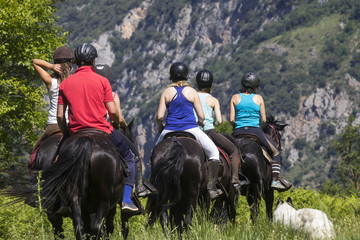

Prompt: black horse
[
  {"left": 146, "top": 133, "right": 207, "bottom": 235},
  {"left": 6, "top": 122, "right": 139, "bottom": 239},
  {"left": 209, "top": 147, "right": 237, "bottom": 224},
  {"left": 225, "top": 115, "right": 287, "bottom": 222}
]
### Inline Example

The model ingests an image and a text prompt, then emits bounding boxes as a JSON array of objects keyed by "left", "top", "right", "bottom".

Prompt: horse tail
[
  {"left": 40, "top": 136, "right": 94, "bottom": 209},
  {"left": 148, "top": 137, "right": 185, "bottom": 223}
]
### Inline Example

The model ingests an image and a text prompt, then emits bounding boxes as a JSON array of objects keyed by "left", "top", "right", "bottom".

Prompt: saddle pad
[{"left": 261, "top": 147, "right": 272, "bottom": 163}]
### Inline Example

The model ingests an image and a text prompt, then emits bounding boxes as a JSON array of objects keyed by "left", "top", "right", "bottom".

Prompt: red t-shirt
[{"left": 58, "top": 66, "right": 114, "bottom": 134}]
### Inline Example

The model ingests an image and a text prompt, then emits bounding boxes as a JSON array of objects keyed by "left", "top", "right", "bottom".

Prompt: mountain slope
[{"left": 55, "top": 0, "right": 360, "bottom": 187}]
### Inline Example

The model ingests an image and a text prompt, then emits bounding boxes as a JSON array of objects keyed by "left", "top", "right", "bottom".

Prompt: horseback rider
[
  {"left": 29, "top": 46, "right": 74, "bottom": 169},
  {"left": 156, "top": 62, "right": 222, "bottom": 200},
  {"left": 229, "top": 72, "right": 291, "bottom": 191},
  {"left": 32, "top": 46, "right": 74, "bottom": 148},
  {"left": 57, "top": 43, "right": 138, "bottom": 212},
  {"left": 94, "top": 64, "right": 153, "bottom": 198},
  {"left": 195, "top": 69, "right": 246, "bottom": 191}
]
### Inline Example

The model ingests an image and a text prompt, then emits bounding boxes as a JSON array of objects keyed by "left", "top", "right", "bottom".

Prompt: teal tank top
[
  {"left": 235, "top": 93, "right": 260, "bottom": 129},
  {"left": 198, "top": 92, "right": 215, "bottom": 131}
]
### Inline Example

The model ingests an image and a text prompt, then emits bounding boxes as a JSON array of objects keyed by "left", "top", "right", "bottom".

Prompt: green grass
[{"left": 1, "top": 187, "right": 359, "bottom": 239}]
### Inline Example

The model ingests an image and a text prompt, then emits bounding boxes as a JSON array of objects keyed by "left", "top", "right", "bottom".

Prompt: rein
[{"left": 268, "top": 124, "right": 281, "bottom": 150}]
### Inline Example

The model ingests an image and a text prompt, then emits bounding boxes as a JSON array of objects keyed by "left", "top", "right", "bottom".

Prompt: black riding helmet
[
  {"left": 169, "top": 62, "right": 189, "bottom": 82},
  {"left": 241, "top": 72, "right": 260, "bottom": 89},
  {"left": 53, "top": 46, "right": 74, "bottom": 64},
  {"left": 196, "top": 69, "right": 213, "bottom": 89},
  {"left": 94, "top": 64, "right": 112, "bottom": 81},
  {"left": 74, "top": 43, "right": 98, "bottom": 67}
]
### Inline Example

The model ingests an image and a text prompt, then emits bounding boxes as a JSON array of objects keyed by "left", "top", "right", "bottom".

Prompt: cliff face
[{"left": 56, "top": 0, "right": 360, "bottom": 186}]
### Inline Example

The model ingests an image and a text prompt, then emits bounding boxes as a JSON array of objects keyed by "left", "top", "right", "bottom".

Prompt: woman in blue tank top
[
  {"left": 155, "top": 62, "right": 223, "bottom": 200},
  {"left": 229, "top": 72, "right": 291, "bottom": 191}
]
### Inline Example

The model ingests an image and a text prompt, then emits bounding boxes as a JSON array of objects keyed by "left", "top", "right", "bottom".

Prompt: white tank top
[{"left": 47, "top": 78, "right": 68, "bottom": 124}]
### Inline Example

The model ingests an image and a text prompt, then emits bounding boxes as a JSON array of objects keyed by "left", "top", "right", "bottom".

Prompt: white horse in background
[{"left": 274, "top": 197, "right": 335, "bottom": 239}]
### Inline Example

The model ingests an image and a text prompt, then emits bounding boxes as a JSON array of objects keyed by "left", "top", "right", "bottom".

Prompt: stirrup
[
  {"left": 208, "top": 188, "right": 223, "bottom": 200},
  {"left": 136, "top": 178, "right": 158, "bottom": 197}
]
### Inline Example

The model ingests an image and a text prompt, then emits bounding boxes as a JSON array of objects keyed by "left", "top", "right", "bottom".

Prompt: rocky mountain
[{"left": 55, "top": 0, "right": 360, "bottom": 187}]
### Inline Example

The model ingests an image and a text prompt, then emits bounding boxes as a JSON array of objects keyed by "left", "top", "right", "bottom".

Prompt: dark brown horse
[
  {"left": 209, "top": 147, "right": 237, "bottom": 224},
  {"left": 146, "top": 133, "right": 207, "bottom": 234},
  {"left": 224, "top": 115, "right": 287, "bottom": 222},
  {"left": 6, "top": 122, "right": 139, "bottom": 239}
]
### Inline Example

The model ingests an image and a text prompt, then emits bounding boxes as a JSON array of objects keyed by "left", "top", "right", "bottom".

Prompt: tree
[
  {"left": 333, "top": 116, "right": 360, "bottom": 190},
  {"left": 0, "top": 0, "right": 66, "bottom": 173}
]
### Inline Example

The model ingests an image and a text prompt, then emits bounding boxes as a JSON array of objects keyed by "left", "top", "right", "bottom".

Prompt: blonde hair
[{"left": 169, "top": 80, "right": 189, "bottom": 87}]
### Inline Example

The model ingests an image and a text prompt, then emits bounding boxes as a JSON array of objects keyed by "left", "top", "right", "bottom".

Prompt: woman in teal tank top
[{"left": 229, "top": 72, "right": 291, "bottom": 191}]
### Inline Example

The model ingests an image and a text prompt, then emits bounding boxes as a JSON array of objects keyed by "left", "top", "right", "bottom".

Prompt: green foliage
[
  {"left": 333, "top": 116, "right": 360, "bottom": 190},
  {"left": 1, "top": 187, "right": 360, "bottom": 239},
  {"left": 214, "top": 121, "right": 233, "bottom": 135},
  {"left": 0, "top": 0, "right": 66, "bottom": 174}
]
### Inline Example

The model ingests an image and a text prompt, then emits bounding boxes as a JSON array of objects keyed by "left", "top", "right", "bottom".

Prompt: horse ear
[
  {"left": 278, "top": 123, "right": 288, "bottom": 131},
  {"left": 128, "top": 118, "right": 135, "bottom": 131},
  {"left": 276, "top": 197, "right": 282, "bottom": 206},
  {"left": 286, "top": 196, "right": 292, "bottom": 204}
]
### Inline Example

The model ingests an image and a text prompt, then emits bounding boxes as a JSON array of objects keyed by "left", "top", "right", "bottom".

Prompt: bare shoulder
[
  {"left": 231, "top": 93, "right": 240, "bottom": 102},
  {"left": 183, "top": 86, "right": 196, "bottom": 94},
  {"left": 207, "top": 95, "right": 219, "bottom": 107}
]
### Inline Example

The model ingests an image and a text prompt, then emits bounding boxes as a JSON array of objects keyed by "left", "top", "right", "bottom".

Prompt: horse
[
  {"left": 209, "top": 147, "right": 237, "bottom": 224},
  {"left": 146, "top": 133, "right": 207, "bottom": 235},
  {"left": 7, "top": 121, "right": 139, "bottom": 239},
  {"left": 224, "top": 114, "right": 287, "bottom": 222}
]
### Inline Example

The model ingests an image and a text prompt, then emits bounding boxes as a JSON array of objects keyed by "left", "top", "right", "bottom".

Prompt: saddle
[
  {"left": 233, "top": 132, "right": 272, "bottom": 163},
  {"left": 164, "top": 131, "right": 196, "bottom": 140},
  {"left": 28, "top": 129, "right": 62, "bottom": 170}
]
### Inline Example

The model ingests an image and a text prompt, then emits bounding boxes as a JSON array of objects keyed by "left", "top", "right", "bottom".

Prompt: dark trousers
[
  {"left": 205, "top": 129, "right": 238, "bottom": 158},
  {"left": 110, "top": 130, "right": 135, "bottom": 186},
  {"left": 233, "top": 127, "right": 281, "bottom": 162}
]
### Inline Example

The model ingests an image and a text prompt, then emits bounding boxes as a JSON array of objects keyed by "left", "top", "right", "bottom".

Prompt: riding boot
[
  {"left": 135, "top": 157, "right": 151, "bottom": 198},
  {"left": 271, "top": 161, "right": 292, "bottom": 192},
  {"left": 230, "top": 154, "right": 242, "bottom": 191},
  {"left": 207, "top": 161, "right": 223, "bottom": 200}
]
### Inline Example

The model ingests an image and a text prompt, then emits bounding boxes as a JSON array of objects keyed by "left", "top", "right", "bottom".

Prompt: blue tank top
[
  {"left": 198, "top": 92, "right": 214, "bottom": 131},
  {"left": 235, "top": 93, "right": 260, "bottom": 129},
  {"left": 165, "top": 86, "right": 198, "bottom": 131}
]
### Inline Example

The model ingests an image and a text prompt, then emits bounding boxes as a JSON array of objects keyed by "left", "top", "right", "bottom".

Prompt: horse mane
[{"left": 262, "top": 114, "right": 288, "bottom": 132}]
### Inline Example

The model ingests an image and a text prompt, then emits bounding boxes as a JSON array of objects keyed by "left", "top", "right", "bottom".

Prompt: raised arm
[{"left": 33, "top": 59, "right": 61, "bottom": 90}]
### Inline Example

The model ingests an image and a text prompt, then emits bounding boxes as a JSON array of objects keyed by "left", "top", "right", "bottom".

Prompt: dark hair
[
  {"left": 239, "top": 86, "right": 257, "bottom": 94},
  {"left": 198, "top": 87, "right": 211, "bottom": 93}
]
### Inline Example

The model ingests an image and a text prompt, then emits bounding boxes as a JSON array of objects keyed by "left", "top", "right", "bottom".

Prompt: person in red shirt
[{"left": 57, "top": 43, "right": 138, "bottom": 212}]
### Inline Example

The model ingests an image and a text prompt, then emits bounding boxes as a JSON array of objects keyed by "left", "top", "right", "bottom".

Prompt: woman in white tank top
[{"left": 32, "top": 46, "right": 74, "bottom": 148}]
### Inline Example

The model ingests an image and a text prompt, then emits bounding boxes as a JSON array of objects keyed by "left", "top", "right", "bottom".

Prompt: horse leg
[
  {"left": 265, "top": 188, "right": 274, "bottom": 221},
  {"left": 70, "top": 199, "right": 85, "bottom": 240},
  {"left": 92, "top": 199, "right": 110, "bottom": 238},
  {"left": 247, "top": 184, "right": 261, "bottom": 223},
  {"left": 227, "top": 187, "right": 237, "bottom": 223},
  {"left": 121, "top": 211, "right": 131, "bottom": 240},
  {"left": 47, "top": 211, "right": 64, "bottom": 238},
  {"left": 105, "top": 206, "right": 116, "bottom": 237},
  {"left": 160, "top": 209, "right": 169, "bottom": 236}
]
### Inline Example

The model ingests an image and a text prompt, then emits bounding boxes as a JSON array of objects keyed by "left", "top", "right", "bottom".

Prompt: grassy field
[{"left": 1, "top": 187, "right": 359, "bottom": 239}]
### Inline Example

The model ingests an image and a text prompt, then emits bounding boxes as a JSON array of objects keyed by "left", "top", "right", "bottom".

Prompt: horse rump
[{"left": 147, "top": 137, "right": 185, "bottom": 225}]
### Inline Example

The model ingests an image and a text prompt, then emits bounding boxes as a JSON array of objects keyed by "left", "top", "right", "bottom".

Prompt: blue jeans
[{"left": 110, "top": 130, "right": 135, "bottom": 186}]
